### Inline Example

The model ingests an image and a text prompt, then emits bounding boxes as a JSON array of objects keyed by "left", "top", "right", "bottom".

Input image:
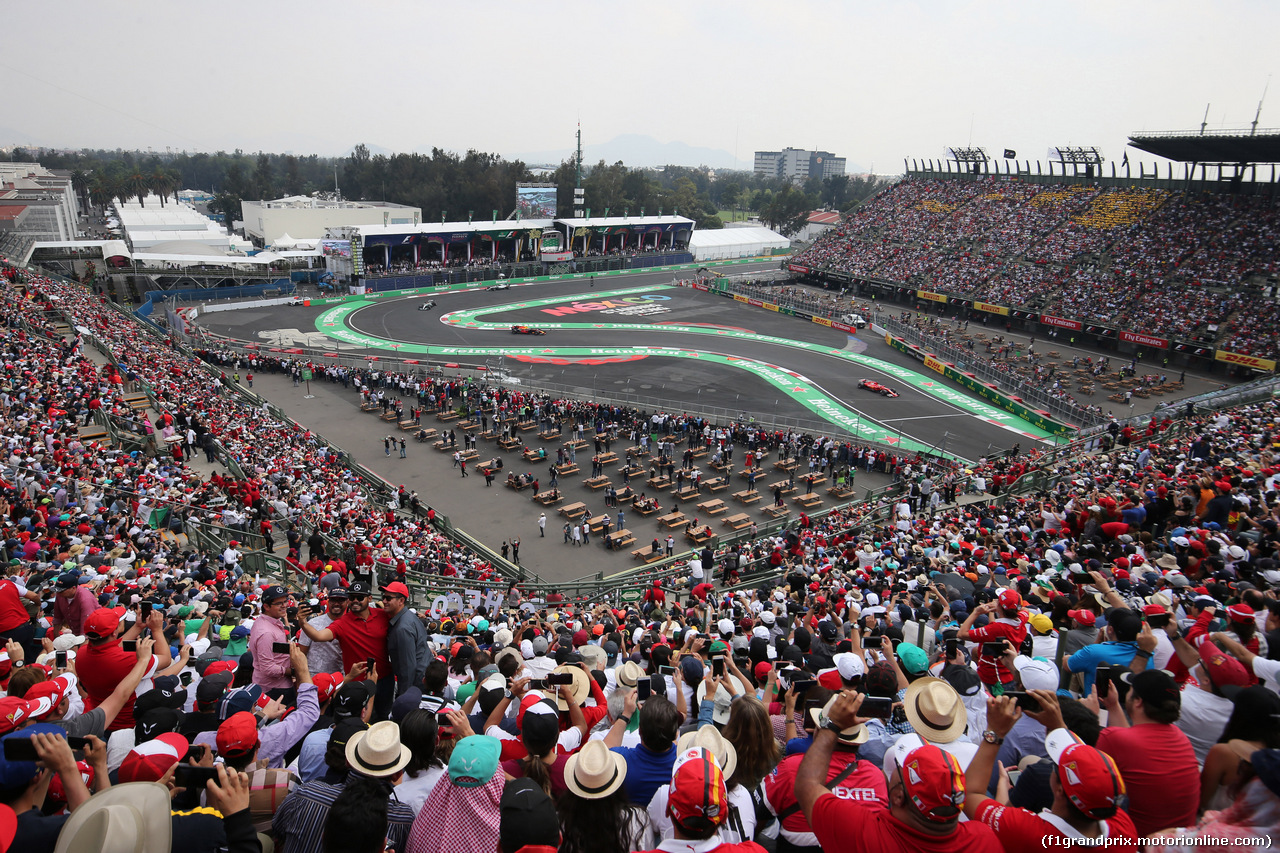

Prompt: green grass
[{"left": 715, "top": 209, "right": 757, "bottom": 223}]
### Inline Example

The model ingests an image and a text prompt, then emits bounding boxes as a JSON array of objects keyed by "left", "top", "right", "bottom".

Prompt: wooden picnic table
[
  {"left": 733, "top": 489, "right": 760, "bottom": 505},
  {"left": 596, "top": 451, "right": 618, "bottom": 465},
  {"left": 793, "top": 494, "right": 823, "bottom": 508},
  {"left": 633, "top": 499, "right": 661, "bottom": 516},
  {"left": 657, "top": 512, "right": 687, "bottom": 529},
  {"left": 722, "top": 513, "right": 752, "bottom": 530},
  {"left": 705, "top": 477, "right": 729, "bottom": 492},
  {"left": 686, "top": 527, "right": 715, "bottom": 545},
  {"left": 587, "top": 514, "right": 608, "bottom": 532},
  {"left": 533, "top": 490, "right": 563, "bottom": 505},
  {"left": 697, "top": 498, "right": 727, "bottom": 516},
  {"left": 764, "top": 504, "right": 791, "bottom": 518},
  {"left": 632, "top": 544, "right": 664, "bottom": 562},
  {"left": 583, "top": 476, "right": 610, "bottom": 490},
  {"left": 523, "top": 448, "right": 548, "bottom": 462},
  {"left": 675, "top": 485, "right": 701, "bottom": 502},
  {"left": 559, "top": 502, "right": 587, "bottom": 520}
]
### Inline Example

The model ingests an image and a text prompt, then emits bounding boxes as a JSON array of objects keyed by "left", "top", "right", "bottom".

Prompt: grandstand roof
[{"left": 1127, "top": 129, "right": 1280, "bottom": 163}]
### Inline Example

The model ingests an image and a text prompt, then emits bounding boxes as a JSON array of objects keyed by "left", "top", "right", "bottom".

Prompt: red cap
[
  {"left": 1141, "top": 604, "right": 1166, "bottom": 616},
  {"left": 998, "top": 588, "right": 1021, "bottom": 609},
  {"left": 216, "top": 711, "right": 260, "bottom": 756},
  {"left": 203, "top": 660, "right": 236, "bottom": 677},
  {"left": 0, "top": 697, "right": 31, "bottom": 735},
  {"left": 46, "top": 760, "right": 94, "bottom": 805},
  {"left": 84, "top": 608, "right": 120, "bottom": 639},
  {"left": 572, "top": 630, "right": 589, "bottom": 647},
  {"left": 896, "top": 741, "right": 966, "bottom": 822},
  {"left": 23, "top": 674, "right": 76, "bottom": 719},
  {"left": 1226, "top": 604, "right": 1256, "bottom": 624},
  {"left": 1045, "top": 729, "right": 1126, "bottom": 819},
  {"left": 666, "top": 748, "right": 729, "bottom": 831},
  {"left": 382, "top": 581, "right": 410, "bottom": 599},
  {"left": 119, "top": 732, "right": 188, "bottom": 783},
  {"left": 312, "top": 671, "right": 342, "bottom": 704},
  {"left": 753, "top": 661, "right": 773, "bottom": 682},
  {"left": 1068, "top": 609, "right": 1096, "bottom": 627},
  {"left": 1197, "top": 641, "right": 1251, "bottom": 688}
]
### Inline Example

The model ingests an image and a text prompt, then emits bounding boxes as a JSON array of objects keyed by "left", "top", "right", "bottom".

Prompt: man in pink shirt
[
  {"left": 249, "top": 584, "right": 295, "bottom": 700},
  {"left": 52, "top": 573, "right": 99, "bottom": 636}
]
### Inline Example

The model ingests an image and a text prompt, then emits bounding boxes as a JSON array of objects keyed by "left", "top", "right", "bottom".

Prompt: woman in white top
[{"left": 394, "top": 709, "right": 447, "bottom": 814}]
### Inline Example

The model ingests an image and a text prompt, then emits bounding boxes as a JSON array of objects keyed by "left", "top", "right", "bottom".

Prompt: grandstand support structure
[{"left": 945, "top": 146, "right": 990, "bottom": 175}]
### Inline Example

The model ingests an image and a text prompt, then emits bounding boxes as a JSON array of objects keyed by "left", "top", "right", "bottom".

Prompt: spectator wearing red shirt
[
  {"left": 963, "top": 692, "right": 1137, "bottom": 851},
  {"left": 643, "top": 580, "right": 665, "bottom": 611},
  {"left": 796, "top": 692, "right": 1000, "bottom": 853},
  {"left": 765, "top": 712, "right": 886, "bottom": 849},
  {"left": 76, "top": 607, "right": 171, "bottom": 732},
  {"left": 298, "top": 580, "right": 392, "bottom": 717},
  {"left": 959, "top": 590, "right": 1029, "bottom": 689},
  {"left": 1095, "top": 669, "right": 1199, "bottom": 836},
  {"left": 0, "top": 572, "right": 39, "bottom": 659}
]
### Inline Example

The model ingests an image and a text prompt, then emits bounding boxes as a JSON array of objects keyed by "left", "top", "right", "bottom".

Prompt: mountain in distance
[{"left": 515, "top": 134, "right": 745, "bottom": 170}]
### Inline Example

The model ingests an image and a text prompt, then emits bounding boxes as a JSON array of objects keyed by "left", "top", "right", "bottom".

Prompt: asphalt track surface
[{"left": 204, "top": 265, "right": 1053, "bottom": 463}]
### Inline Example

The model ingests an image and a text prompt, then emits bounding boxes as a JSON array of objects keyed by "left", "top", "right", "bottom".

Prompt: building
[
  {"left": 754, "top": 147, "right": 846, "bottom": 183},
  {"left": 239, "top": 196, "right": 423, "bottom": 248},
  {"left": 115, "top": 196, "right": 255, "bottom": 254},
  {"left": 795, "top": 210, "right": 841, "bottom": 243},
  {"left": 0, "top": 162, "right": 81, "bottom": 244}
]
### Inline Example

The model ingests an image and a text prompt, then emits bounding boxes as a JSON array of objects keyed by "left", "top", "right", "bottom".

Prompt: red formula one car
[
  {"left": 511, "top": 324, "right": 546, "bottom": 336},
  {"left": 858, "top": 379, "right": 899, "bottom": 398}
]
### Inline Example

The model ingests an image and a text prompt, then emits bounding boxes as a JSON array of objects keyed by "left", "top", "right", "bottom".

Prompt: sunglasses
[{"left": 348, "top": 594, "right": 369, "bottom": 602}]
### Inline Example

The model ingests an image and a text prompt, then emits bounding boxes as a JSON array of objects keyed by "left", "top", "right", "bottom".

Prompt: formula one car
[
  {"left": 487, "top": 279, "right": 510, "bottom": 290},
  {"left": 858, "top": 379, "right": 899, "bottom": 398},
  {"left": 511, "top": 324, "right": 546, "bottom": 335},
  {"left": 416, "top": 300, "right": 437, "bottom": 311}
]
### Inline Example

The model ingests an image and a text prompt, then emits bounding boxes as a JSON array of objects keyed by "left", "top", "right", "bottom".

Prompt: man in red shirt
[
  {"left": 297, "top": 580, "right": 391, "bottom": 718},
  {"left": 959, "top": 589, "right": 1029, "bottom": 691},
  {"left": 963, "top": 691, "right": 1137, "bottom": 850},
  {"left": 797, "top": 691, "right": 1000, "bottom": 853},
  {"left": 765, "top": 708, "right": 886, "bottom": 850},
  {"left": 1095, "top": 668, "right": 1199, "bottom": 836},
  {"left": 76, "top": 607, "right": 171, "bottom": 732}
]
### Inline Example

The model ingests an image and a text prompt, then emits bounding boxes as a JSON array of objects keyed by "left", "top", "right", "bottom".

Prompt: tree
[
  {"left": 283, "top": 155, "right": 303, "bottom": 195},
  {"left": 149, "top": 168, "right": 177, "bottom": 207},
  {"left": 126, "top": 171, "right": 149, "bottom": 207},
  {"left": 253, "top": 152, "right": 274, "bottom": 199},
  {"left": 70, "top": 169, "right": 90, "bottom": 209},
  {"left": 88, "top": 179, "right": 111, "bottom": 214},
  {"left": 760, "top": 185, "right": 814, "bottom": 236}
]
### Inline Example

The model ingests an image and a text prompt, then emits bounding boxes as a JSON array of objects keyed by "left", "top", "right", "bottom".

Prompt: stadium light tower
[
  {"left": 945, "top": 146, "right": 989, "bottom": 174},
  {"left": 1048, "top": 146, "right": 1104, "bottom": 177}
]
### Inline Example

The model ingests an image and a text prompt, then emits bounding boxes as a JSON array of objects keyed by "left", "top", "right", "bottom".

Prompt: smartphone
[
  {"left": 55, "top": 650, "right": 68, "bottom": 669},
  {"left": 862, "top": 636, "right": 881, "bottom": 649},
  {"left": 945, "top": 638, "right": 959, "bottom": 659},
  {"left": 982, "top": 642, "right": 1008, "bottom": 658},
  {"left": 858, "top": 696, "right": 894, "bottom": 718},
  {"left": 179, "top": 671, "right": 193, "bottom": 687},
  {"left": 437, "top": 711, "right": 453, "bottom": 727},
  {"left": 184, "top": 744, "right": 207, "bottom": 762},
  {"left": 658, "top": 665, "right": 675, "bottom": 676},
  {"left": 140, "top": 601, "right": 153, "bottom": 619},
  {"left": 365, "top": 657, "right": 374, "bottom": 672},
  {"left": 173, "top": 766, "right": 221, "bottom": 789},
  {"left": 122, "top": 640, "right": 137, "bottom": 652},
  {"left": 1146, "top": 613, "right": 1170, "bottom": 629},
  {"left": 637, "top": 678, "right": 652, "bottom": 701},
  {"left": 529, "top": 679, "right": 548, "bottom": 690},
  {"left": 3, "top": 736, "right": 88, "bottom": 761},
  {"left": 712, "top": 658, "right": 725, "bottom": 678},
  {"left": 546, "top": 672, "right": 575, "bottom": 686},
  {"left": 791, "top": 679, "right": 815, "bottom": 696},
  {"left": 1097, "top": 673, "right": 1111, "bottom": 699},
  {"left": 1006, "top": 691, "right": 1043, "bottom": 713}
]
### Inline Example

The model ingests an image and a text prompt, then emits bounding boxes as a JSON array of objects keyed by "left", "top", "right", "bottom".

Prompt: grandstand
[{"left": 789, "top": 146, "right": 1280, "bottom": 373}]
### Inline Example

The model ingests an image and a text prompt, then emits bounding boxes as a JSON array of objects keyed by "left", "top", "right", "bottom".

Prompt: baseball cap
[
  {"left": 216, "top": 711, "right": 260, "bottom": 756},
  {"left": 1197, "top": 640, "right": 1251, "bottom": 690},
  {"left": 891, "top": 735, "right": 966, "bottom": 823},
  {"left": 1044, "top": 728, "right": 1125, "bottom": 819},
  {"left": 500, "top": 778, "right": 561, "bottom": 851},
  {"left": 1067, "top": 609, "right": 1096, "bottom": 627},
  {"left": 896, "top": 642, "right": 929, "bottom": 676},
  {"left": 327, "top": 587, "right": 349, "bottom": 600},
  {"left": 23, "top": 674, "right": 77, "bottom": 719},
  {"left": 332, "top": 681, "right": 375, "bottom": 719},
  {"left": 348, "top": 581, "right": 372, "bottom": 597},
  {"left": 1013, "top": 656, "right": 1059, "bottom": 692},
  {"left": 118, "top": 732, "right": 189, "bottom": 783},
  {"left": 312, "top": 671, "right": 342, "bottom": 704},
  {"left": 1123, "top": 669, "right": 1181, "bottom": 708},
  {"left": 1028, "top": 613, "right": 1053, "bottom": 633},
  {"left": 262, "top": 585, "right": 289, "bottom": 604},
  {"left": 833, "top": 652, "right": 865, "bottom": 682},
  {"left": 998, "top": 589, "right": 1020, "bottom": 609},
  {"left": 382, "top": 582, "right": 410, "bottom": 599},
  {"left": 0, "top": 724, "right": 65, "bottom": 789},
  {"left": 218, "top": 684, "right": 263, "bottom": 720},
  {"left": 84, "top": 608, "right": 120, "bottom": 639},
  {"left": 135, "top": 707, "right": 184, "bottom": 743},
  {"left": 448, "top": 735, "right": 501, "bottom": 788},
  {"left": 196, "top": 672, "right": 233, "bottom": 707},
  {"left": 666, "top": 747, "right": 729, "bottom": 832},
  {"left": 0, "top": 698, "right": 32, "bottom": 737}
]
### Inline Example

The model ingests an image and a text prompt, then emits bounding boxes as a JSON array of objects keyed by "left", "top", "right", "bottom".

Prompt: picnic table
[
  {"left": 533, "top": 490, "right": 563, "bottom": 505},
  {"left": 596, "top": 451, "right": 618, "bottom": 465},
  {"left": 498, "top": 436, "right": 523, "bottom": 450},
  {"left": 722, "top": 513, "right": 753, "bottom": 530},
  {"left": 631, "top": 543, "right": 664, "bottom": 562},
  {"left": 764, "top": 504, "right": 791, "bottom": 519},
  {"left": 555, "top": 462, "right": 580, "bottom": 475},
  {"left": 657, "top": 512, "right": 687, "bottom": 529},
  {"left": 633, "top": 499, "right": 661, "bottom": 516},
  {"left": 559, "top": 502, "right": 587, "bottom": 520},
  {"left": 675, "top": 485, "right": 701, "bottom": 502},
  {"left": 607, "top": 529, "right": 636, "bottom": 549},
  {"left": 732, "top": 489, "right": 760, "bottom": 505},
  {"left": 583, "top": 476, "right": 611, "bottom": 490},
  {"left": 769, "top": 480, "right": 797, "bottom": 496},
  {"left": 705, "top": 477, "right": 729, "bottom": 492},
  {"left": 696, "top": 498, "right": 727, "bottom": 516},
  {"left": 523, "top": 448, "right": 548, "bottom": 462},
  {"left": 437, "top": 410, "right": 460, "bottom": 422},
  {"left": 774, "top": 458, "right": 798, "bottom": 472},
  {"left": 686, "top": 527, "right": 715, "bottom": 545},
  {"left": 647, "top": 475, "right": 672, "bottom": 490},
  {"left": 794, "top": 494, "right": 823, "bottom": 508}
]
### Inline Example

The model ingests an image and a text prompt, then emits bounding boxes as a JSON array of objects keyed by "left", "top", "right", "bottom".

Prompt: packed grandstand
[{"left": 1, "top": 161, "right": 1280, "bottom": 853}]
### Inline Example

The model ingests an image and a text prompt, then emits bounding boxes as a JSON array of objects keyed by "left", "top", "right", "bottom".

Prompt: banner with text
[
  {"left": 1119, "top": 330, "right": 1169, "bottom": 349},
  {"left": 916, "top": 289, "right": 948, "bottom": 304},
  {"left": 1040, "top": 314, "right": 1083, "bottom": 331},
  {"left": 1215, "top": 350, "right": 1277, "bottom": 372},
  {"left": 973, "top": 301, "right": 1010, "bottom": 317}
]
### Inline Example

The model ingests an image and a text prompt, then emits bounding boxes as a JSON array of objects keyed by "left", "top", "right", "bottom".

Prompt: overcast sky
[{"left": 4, "top": 0, "right": 1275, "bottom": 173}]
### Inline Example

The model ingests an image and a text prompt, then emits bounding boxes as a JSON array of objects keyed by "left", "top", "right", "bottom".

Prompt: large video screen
[{"left": 517, "top": 186, "right": 558, "bottom": 219}]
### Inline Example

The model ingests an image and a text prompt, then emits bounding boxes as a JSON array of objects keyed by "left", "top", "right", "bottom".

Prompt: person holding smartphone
[
  {"left": 957, "top": 589, "right": 1029, "bottom": 693},
  {"left": 76, "top": 606, "right": 171, "bottom": 733},
  {"left": 248, "top": 585, "right": 295, "bottom": 702}
]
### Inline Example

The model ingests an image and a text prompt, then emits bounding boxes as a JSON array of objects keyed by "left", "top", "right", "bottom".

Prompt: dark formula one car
[
  {"left": 858, "top": 379, "right": 899, "bottom": 398},
  {"left": 511, "top": 324, "right": 546, "bottom": 335}
]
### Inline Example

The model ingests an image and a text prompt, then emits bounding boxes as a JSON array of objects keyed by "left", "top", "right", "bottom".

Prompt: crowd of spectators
[
  {"left": 4, "top": 251, "right": 1280, "bottom": 851},
  {"left": 791, "top": 177, "right": 1280, "bottom": 357}
]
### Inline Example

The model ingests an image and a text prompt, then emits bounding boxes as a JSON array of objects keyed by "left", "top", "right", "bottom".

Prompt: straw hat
[
  {"left": 903, "top": 677, "right": 968, "bottom": 744},
  {"left": 551, "top": 664, "right": 591, "bottom": 711},
  {"left": 807, "top": 695, "right": 869, "bottom": 746},
  {"left": 564, "top": 739, "right": 628, "bottom": 799},
  {"left": 677, "top": 726, "right": 738, "bottom": 780},
  {"left": 53, "top": 782, "right": 171, "bottom": 853},
  {"left": 345, "top": 720, "right": 412, "bottom": 778},
  {"left": 615, "top": 660, "right": 645, "bottom": 688},
  {"left": 695, "top": 673, "right": 751, "bottom": 725}
]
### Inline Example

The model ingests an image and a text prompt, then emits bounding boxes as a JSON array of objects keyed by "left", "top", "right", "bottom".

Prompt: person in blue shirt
[
  {"left": 604, "top": 692, "right": 680, "bottom": 805},
  {"left": 1066, "top": 607, "right": 1143, "bottom": 694}
]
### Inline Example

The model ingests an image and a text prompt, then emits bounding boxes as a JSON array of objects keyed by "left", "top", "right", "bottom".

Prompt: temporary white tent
[{"left": 688, "top": 226, "right": 788, "bottom": 261}]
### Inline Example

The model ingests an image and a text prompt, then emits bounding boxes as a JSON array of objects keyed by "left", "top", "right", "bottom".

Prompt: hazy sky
[{"left": 4, "top": 0, "right": 1275, "bottom": 173}]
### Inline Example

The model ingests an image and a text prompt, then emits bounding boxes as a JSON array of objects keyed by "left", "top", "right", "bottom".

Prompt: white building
[
  {"left": 240, "top": 196, "right": 422, "bottom": 247},
  {"left": 754, "top": 148, "right": 846, "bottom": 183},
  {"left": 116, "top": 196, "right": 254, "bottom": 253},
  {"left": 0, "top": 162, "right": 81, "bottom": 242}
]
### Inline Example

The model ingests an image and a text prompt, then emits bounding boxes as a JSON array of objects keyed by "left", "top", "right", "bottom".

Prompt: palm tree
[
  {"left": 150, "top": 168, "right": 177, "bottom": 207},
  {"left": 88, "top": 179, "right": 111, "bottom": 214},
  {"left": 126, "top": 171, "right": 149, "bottom": 207},
  {"left": 70, "top": 169, "right": 90, "bottom": 210}
]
